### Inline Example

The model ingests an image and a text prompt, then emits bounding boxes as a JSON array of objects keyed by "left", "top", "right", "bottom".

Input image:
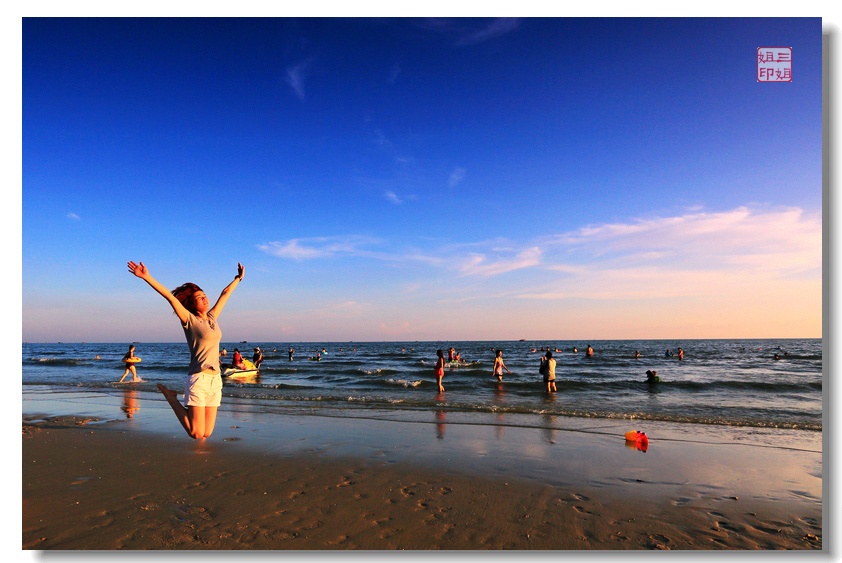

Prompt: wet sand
[{"left": 21, "top": 390, "right": 823, "bottom": 551}]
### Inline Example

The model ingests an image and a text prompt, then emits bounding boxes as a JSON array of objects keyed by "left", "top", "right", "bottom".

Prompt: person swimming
[{"left": 646, "top": 370, "right": 660, "bottom": 383}]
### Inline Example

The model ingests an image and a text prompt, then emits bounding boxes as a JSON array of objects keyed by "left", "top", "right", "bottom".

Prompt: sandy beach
[{"left": 21, "top": 390, "right": 822, "bottom": 552}]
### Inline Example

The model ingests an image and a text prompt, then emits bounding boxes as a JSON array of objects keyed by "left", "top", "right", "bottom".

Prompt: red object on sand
[{"left": 624, "top": 430, "right": 649, "bottom": 452}]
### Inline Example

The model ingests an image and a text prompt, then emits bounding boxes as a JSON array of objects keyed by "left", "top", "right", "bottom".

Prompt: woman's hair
[{"left": 171, "top": 283, "right": 203, "bottom": 314}]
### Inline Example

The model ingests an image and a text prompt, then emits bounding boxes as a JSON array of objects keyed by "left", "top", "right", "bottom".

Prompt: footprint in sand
[
  {"left": 265, "top": 530, "right": 299, "bottom": 541},
  {"left": 713, "top": 520, "right": 740, "bottom": 533},
  {"left": 400, "top": 486, "right": 417, "bottom": 497},
  {"left": 87, "top": 510, "right": 115, "bottom": 529},
  {"left": 328, "top": 534, "right": 350, "bottom": 545},
  {"left": 415, "top": 499, "right": 435, "bottom": 514},
  {"left": 379, "top": 529, "right": 399, "bottom": 540},
  {"left": 755, "top": 523, "right": 787, "bottom": 535},
  {"left": 800, "top": 516, "right": 819, "bottom": 526},
  {"left": 171, "top": 503, "right": 214, "bottom": 523},
  {"left": 649, "top": 541, "right": 671, "bottom": 550},
  {"left": 185, "top": 481, "right": 210, "bottom": 491},
  {"left": 649, "top": 533, "right": 671, "bottom": 544}
]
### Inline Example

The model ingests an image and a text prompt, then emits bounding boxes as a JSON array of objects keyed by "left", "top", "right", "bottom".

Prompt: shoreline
[{"left": 22, "top": 390, "right": 823, "bottom": 551}]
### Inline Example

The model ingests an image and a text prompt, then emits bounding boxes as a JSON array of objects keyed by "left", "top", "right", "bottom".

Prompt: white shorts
[{"left": 184, "top": 371, "right": 222, "bottom": 408}]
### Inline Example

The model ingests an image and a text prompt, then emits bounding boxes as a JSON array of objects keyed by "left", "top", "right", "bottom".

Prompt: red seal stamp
[{"left": 757, "top": 47, "right": 792, "bottom": 82}]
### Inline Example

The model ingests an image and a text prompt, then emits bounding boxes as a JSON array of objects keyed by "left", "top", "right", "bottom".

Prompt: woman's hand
[
  {"left": 127, "top": 261, "right": 149, "bottom": 279},
  {"left": 236, "top": 262, "right": 245, "bottom": 280}
]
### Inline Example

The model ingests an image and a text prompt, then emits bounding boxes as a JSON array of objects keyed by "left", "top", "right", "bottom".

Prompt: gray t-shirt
[{"left": 182, "top": 311, "right": 222, "bottom": 375}]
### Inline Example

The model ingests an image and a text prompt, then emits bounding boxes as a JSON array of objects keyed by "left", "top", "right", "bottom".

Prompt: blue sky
[{"left": 21, "top": 17, "right": 825, "bottom": 342}]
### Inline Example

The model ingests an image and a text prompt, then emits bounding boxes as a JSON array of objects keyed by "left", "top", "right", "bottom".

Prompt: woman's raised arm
[
  {"left": 209, "top": 262, "right": 244, "bottom": 319},
  {"left": 127, "top": 261, "right": 190, "bottom": 324}
]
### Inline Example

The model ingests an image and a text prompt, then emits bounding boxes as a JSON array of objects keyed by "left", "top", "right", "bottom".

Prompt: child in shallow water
[
  {"left": 435, "top": 349, "right": 445, "bottom": 393},
  {"left": 118, "top": 344, "right": 141, "bottom": 383},
  {"left": 492, "top": 349, "right": 511, "bottom": 382}
]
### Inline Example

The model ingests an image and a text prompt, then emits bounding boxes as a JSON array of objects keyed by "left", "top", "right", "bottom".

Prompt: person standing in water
[
  {"left": 540, "top": 350, "right": 557, "bottom": 393},
  {"left": 435, "top": 349, "right": 446, "bottom": 393},
  {"left": 492, "top": 349, "right": 512, "bottom": 382},
  {"left": 118, "top": 344, "right": 141, "bottom": 383},
  {"left": 127, "top": 260, "right": 244, "bottom": 440}
]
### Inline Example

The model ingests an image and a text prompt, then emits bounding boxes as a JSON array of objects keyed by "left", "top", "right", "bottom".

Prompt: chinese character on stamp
[{"left": 757, "top": 47, "right": 792, "bottom": 82}]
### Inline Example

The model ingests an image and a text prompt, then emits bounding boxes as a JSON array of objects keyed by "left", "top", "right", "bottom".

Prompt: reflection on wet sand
[
  {"left": 121, "top": 389, "right": 139, "bottom": 419},
  {"left": 435, "top": 393, "right": 446, "bottom": 439}
]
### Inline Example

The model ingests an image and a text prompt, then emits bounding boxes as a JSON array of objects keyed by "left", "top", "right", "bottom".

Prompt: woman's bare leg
[
  {"left": 202, "top": 407, "right": 218, "bottom": 438},
  {"left": 157, "top": 384, "right": 212, "bottom": 439}
]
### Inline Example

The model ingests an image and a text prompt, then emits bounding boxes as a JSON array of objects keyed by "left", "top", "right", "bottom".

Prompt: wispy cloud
[
  {"left": 371, "top": 128, "right": 415, "bottom": 167},
  {"left": 285, "top": 60, "right": 312, "bottom": 100},
  {"left": 522, "top": 206, "right": 821, "bottom": 300},
  {"left": 455, "top": 18, "right": 521, "bottom": 46},
  {"left": 448, "top": 167, "right": 466, "bottom": 187},
  {"left": 549, "top": 206, "right": 820, "bottom": 273},
  {"left": 258, "top": 235, "right": 383, "bottom": 260},
  {"left": 458, "top": 247, "right": 542, "bottom": 277},
  {"left": 373, "top": 129, "right": 393, "bottom": 149},
  {"left": 257, "top": 207, "right": 820, "bottom": 314},
  {"left": 66, "top": 212, "right": 80, "bottom": 220},
  {"left": 419, "top": 18, "right": 521, "bottom": 46}
]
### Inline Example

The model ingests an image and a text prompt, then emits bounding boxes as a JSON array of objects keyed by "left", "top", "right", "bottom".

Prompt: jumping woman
[{"left": 127, "top": 260, "right": 244, "bottom": 439}]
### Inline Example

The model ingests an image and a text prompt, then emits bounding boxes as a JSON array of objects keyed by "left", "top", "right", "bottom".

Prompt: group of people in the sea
[
  {"left": 216, "top": 346, "right": 263, "bottom": 372},
  {"left": 529, "top": 344, "right": 594, "bottom": 357},
  {"left": 433, "top": 344, "right": 672, "bottom": 395},
  {"left": 663, "top": 347, "right": 684, "bottom": 360}
]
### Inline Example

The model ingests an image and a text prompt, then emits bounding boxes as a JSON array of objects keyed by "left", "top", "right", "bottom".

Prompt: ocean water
[{"left": 22, "top": 339, "right": 822, "bottom": 437}]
